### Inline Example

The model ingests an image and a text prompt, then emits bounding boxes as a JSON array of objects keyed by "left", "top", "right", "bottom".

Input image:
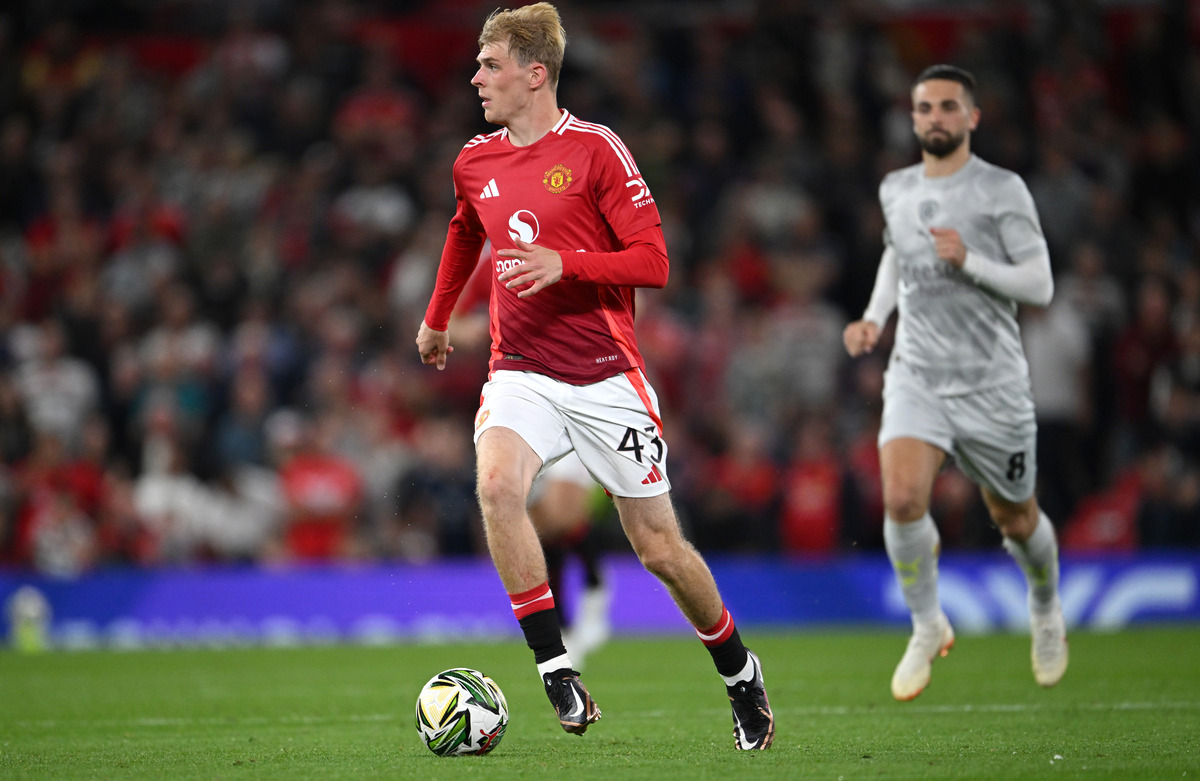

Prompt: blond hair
[{"left": 479, "top": 3, "right": 566, "bottom": 87}]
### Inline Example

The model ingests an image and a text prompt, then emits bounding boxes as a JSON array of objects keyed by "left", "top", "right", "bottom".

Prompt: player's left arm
[
  {"left": 495, "top": 228, "right": 668, "bottom": 297},
  {"left": 497, "top": 132, "right": 668, "bottom": 298},
  {"left": 561, "top": 225, "right": 668, "bottom": 287},
  {"left": 929, "top": 176, "right": 1053, "bottom": 307}
]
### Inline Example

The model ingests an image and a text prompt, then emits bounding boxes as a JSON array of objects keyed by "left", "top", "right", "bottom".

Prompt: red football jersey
[{"left": 425, "top": 109, "right": 668, "bottom": 385}]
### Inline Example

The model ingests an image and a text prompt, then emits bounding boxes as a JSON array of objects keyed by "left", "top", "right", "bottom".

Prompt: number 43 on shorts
[{"left": 618, "top": 425, "right": 664, "bottom": 464}]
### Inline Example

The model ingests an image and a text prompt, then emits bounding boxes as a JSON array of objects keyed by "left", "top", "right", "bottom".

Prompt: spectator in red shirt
[
  {"left": 265, "top": 408, "right": 364, "bottom": 562},
  {"left": 1111, "top": 274, "right": 1180, "bottom": 464},
  {"left": 697, "top": 420, "right": 779, "bottom": 552},
  {"left": 780, "top": 415, "right": 843, "bottom": 553},
  {"left": 22, "top": 179, "right": 106, "bottom": 323},
  {"left": 11, "top": 428, "right": 105, "bottom": 574}
]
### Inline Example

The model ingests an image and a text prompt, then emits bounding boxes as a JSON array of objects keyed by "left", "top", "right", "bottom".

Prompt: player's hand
[
  {"left": 496, "top": 240, "right": 563, "bottom": 298},
  {"left": 929, "top": 227, "right": 966, "bottom": 268},
  {"left": 416, "top": 320, "right": 453, "bottom": 370},
  {"left": 843, "top": 320, "right": 880, "bottom": 357}
]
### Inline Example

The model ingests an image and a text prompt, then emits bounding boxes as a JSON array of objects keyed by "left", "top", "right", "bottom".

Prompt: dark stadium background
[{"left": 0, "top": 0, "right": 1197, "bottom": 645}]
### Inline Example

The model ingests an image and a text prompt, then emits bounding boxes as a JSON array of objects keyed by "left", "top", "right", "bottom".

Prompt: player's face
[
  {"left": 911, "top": 79, "right": 979, "bottom": 158},
  {"left": 472, "top": 41, "right": 532, "bottom": 127}
]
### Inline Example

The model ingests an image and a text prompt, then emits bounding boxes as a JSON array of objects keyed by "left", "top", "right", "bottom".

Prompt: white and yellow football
[{"left": 415, "top": 668, "right": 509, "bottom": 756}]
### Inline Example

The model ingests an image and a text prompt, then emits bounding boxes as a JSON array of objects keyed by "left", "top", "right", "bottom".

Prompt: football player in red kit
[{"left": 415, "top": 2, "right": 773, "bottom": 750}]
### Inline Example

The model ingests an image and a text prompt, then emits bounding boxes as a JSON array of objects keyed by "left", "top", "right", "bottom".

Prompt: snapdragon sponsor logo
[{"left": 507, "top": 210, "right": 538, "bottom": 244}]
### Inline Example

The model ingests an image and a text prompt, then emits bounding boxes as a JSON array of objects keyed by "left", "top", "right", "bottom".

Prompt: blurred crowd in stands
[{"left": 0, "top": 0, "right": 1197, "bottom": 577}]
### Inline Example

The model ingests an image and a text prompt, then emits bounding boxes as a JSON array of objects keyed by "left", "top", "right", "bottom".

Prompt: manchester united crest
[{"left": 543, "top": 164, "right": 573, "bottom": 194}]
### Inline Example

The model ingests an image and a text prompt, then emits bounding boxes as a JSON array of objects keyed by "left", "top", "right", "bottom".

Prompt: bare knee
[
  {"left": 631, "top": 530, "right": 689, "bottom": 582},
  {"left": 991, "top": 499, "right": 1040, "bottom": 541},
  {"left": 884, "top": 484, "right": 931, "bottom": 523},
  {"left": 615, "top": 495, "right": 691, "bottom": 583},
  {"left": 476, "top": 467, "right": 527, "bottom": 524},
  {"left": 474, "top": 428, "right": 540, "bottom": 526},
  {"left": 880, "top": 439, "right": 942, "bottom": 523}
]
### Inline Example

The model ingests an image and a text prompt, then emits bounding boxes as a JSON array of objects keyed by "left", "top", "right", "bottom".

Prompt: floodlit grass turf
[{"left": 1, "top": 627, "right": 1197, "bottom": 780}]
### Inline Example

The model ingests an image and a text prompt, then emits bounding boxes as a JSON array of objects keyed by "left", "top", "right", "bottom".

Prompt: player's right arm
[
  {"left": 844, "top": 245, "right": 898, "bottom": 357},
  {"left": 416, "top": 320, "right": 453, "bottom": 370},
  {"left": 418, "top": 162, "right": 487, "bottom": 369},
  {"left": 843, "top": 320, "right": 880, "bottom": 357}
]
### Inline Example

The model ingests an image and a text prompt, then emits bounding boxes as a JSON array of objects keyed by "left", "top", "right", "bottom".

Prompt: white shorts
[
  {"left": 879, "top": 359, "right": 1038, "bottom": 503},
  {"left": 474, "top": 370, "right": 670, "bottom": 498}
]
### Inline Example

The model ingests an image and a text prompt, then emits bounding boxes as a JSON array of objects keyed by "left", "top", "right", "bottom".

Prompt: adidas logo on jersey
[
  {"left": 480, "top": 178, "right": 499, "bottom": 199},
  {"left": 641, "top": 465, "right": 664, "bottom": 485}
]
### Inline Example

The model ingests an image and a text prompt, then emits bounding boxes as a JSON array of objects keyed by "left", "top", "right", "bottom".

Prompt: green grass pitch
[{"left": 1, "top": 627, "right": 1197, "bottom": 779}]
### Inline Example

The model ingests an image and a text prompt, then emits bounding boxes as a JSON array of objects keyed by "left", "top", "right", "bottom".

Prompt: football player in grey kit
[{"left": 843, "top": 64, "right": 1068, "bottom": 700}]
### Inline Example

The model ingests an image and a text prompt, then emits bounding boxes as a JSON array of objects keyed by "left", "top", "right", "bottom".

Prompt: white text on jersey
[{"left": 626, "top": 177, "right": 654, "bottom": 208}]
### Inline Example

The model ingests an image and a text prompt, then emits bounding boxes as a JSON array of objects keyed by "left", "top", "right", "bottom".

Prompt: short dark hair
[{"left": 913, "top": 64, "right": 977, "bottom": 102}]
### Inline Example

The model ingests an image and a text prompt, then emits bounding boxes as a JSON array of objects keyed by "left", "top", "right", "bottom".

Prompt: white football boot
[
  {"left": 1031, "top": 597, "right": 1069, "bottom": 687},
  {"left": 891, "top": 611, "right": 955, "bottom": 701}
]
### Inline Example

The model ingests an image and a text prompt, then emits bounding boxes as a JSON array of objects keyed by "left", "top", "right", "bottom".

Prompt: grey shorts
[{"left": 879, "top": 359, "right": 1038, "bottom": 502}]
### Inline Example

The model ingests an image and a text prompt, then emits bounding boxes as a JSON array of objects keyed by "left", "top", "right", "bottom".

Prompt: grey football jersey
[{"left": 880, "top": 154, "right": 1049, "bottom": 396}]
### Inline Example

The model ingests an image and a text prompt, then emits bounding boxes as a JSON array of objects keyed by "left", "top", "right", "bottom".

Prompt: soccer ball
[{"left": 415, "top": 668, "right": 509, "bottom": 756}]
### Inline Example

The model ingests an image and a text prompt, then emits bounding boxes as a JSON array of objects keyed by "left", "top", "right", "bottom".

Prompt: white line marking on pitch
[
  {"left": 629, "top": 701, "right": 1200, "bottom": 719},
  {"left": 10, "top": 701, "right": 1200, "bottom": 730}
]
